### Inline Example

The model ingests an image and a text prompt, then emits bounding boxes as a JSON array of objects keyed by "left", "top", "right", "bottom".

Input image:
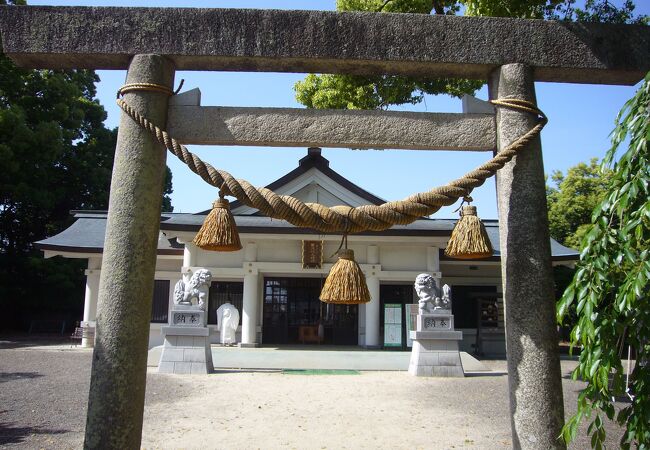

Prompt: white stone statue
[
  {"left": 173, "top": 269, "right": 212, "bottom": 310},
  {"left": 217, "top": 302, "right": 240, "bottom": 346},
  {"left": 414, "top": 273, "right": 450, "bottom": 314},
  {"left": 441, "top": 284, "right": 452, "bottom": 310}
]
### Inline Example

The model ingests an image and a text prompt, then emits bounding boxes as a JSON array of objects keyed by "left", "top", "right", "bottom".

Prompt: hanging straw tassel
[
  {"left": 193, "top": 194, "right": 242, "bottom": 252},
  {"left": 444, "top": 205, "right": 493, "bottom": 259},
  {"left": 320, "top": 249, "right": 371, "bottom": 305}
]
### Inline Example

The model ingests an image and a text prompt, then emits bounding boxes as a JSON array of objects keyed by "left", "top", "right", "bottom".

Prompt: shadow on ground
[
  {"left": 0, "top": 372, "right": 43, "bottom": 383},
  {"left": 0, "top": 335, "right": 72, "bottom": 350},
  {"left": 0, "top": 420, "right": 69, "bottom": 446},
  {"left": 465, "top": 371, "right": 508, "bottom": 377}
]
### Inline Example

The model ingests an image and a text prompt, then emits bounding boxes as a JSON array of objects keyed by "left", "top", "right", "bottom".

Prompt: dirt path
[
  {"left": 0, "top": 339, "right": 626, "bottom": 449},
  {"left": 142, "top": 368, "right": 512, "bottom": 449}
]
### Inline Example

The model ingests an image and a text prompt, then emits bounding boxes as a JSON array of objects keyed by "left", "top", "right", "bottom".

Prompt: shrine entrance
[
  {"left": 4, "top": 5, "right": 646, "bottom": 448},
  {"left": 262, "top": 277, "right": 358, "bottom": 345}
]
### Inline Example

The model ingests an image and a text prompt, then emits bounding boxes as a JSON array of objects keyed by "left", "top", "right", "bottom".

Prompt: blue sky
[{"left": 30, "top": 1, "right": 650, "bottom": 219}]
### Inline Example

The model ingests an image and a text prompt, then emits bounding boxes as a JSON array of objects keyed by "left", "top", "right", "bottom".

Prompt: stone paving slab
[{"left": 147, "top": 345, "right": 489, "bottom": 372}]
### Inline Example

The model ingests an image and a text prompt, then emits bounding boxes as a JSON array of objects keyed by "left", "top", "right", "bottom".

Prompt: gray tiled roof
[
  {"left": 35, "top": 212, "right": 182, "bottom": 254},
  {"left": 36, "top": 211, "right": 578, "bottom": 260}
]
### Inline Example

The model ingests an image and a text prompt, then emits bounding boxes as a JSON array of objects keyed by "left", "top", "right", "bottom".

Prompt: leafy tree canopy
[
  {"left": 295, "top": 0, "right": 647, "bottom": 110},
  {"left": 0, "top": 55, "right": 116, "bottom": 254},
  {"left": 0, "top": 0, "right": 173, "bottom": 327},
  {"left": 557, "top": 72, "right": 650, "bottom": 449},
  {"left": 0, "top": 50, "right": 113, "bottom": 326},
  {"left": 547, "top": 158, "right": 612, "bottom": 249}
]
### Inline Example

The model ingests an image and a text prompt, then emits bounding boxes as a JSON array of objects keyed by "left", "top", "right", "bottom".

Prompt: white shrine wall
[{"left": 76, "top": 232, "right": 507, "bottom": 352}]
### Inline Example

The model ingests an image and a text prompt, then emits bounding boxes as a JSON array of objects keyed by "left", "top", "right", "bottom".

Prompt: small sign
[
  {"left": 423, "top": 317, "right": 451, "bottom": 330},
  {"left": 384, "top": 303, "right": 402, "bottom": 347},
  {"left": 172, "top": 312, "right": 202, "bottom": 327},
  {"left": 302, "top": 240, "right": 323, "bottom": 269}
]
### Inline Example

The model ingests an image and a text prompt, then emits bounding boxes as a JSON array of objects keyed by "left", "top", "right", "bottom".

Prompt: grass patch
[{"left": 282, "top": 369, "right": 360, "bottom": 375}]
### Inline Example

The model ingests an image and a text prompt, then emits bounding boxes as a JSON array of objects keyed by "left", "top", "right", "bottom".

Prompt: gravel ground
[
  {"left": 0, "top": 337, "right": 628, "bottom": 449},
  {"left": 0, "top": 338, "right": 92, "bottom": 449}
]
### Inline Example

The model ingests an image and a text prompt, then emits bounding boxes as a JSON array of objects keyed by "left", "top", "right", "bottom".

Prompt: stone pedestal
[
  {"left": 408, "top": 311, "right": 464, "bottom": 377},
  {"left": 158, "top": 308, "right": 214, "bottom": 374}
]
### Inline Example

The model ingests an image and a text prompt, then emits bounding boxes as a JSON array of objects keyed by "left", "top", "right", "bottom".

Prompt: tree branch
[
  {"left": 431, "top": 0, "right": 445, "bottom": 15},
  {"left": 376, "top": 0, "right": 394, "bottom": 13}
]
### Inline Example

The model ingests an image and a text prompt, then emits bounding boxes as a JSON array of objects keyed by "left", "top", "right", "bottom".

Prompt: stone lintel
[
  {"left": 166, "top": 106, "right": 496, "bottom": 151},
  {"left": 1, "top": 6, "right": 649, "bottom": 85}
]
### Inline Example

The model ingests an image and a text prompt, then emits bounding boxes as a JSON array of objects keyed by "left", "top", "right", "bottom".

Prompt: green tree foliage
[
  {"left": 338, "top": 0, "right": 450, "bottom": 14},
  {"left": 545, "top": 159, "right": 611, "bottom": 335},
  {"left": 162, "top": 166, "right": 174, "bottom": 212},
  {"left": 295, "top": 73, "right": 482, "bottom": 110},
  {"left": 467, "top": 0, "right": 646, "bottom": 21},
  {"left": 548, "top": 0, "right": 647, "bottom": 24},
  {"left": 295, "top": 0, "right": 647, "bottom": 110},
  {"left": 0, "top": 2, "right": 173, "bottom": 328},
  {"left": 0, "top": 52, "right": 114, "bottom": 327},
  {"left": 547, "top": 158, "right": 612, "bottom": 249},
  {"left": 557, "top": 73, "right": 650, "bottom": 449}
]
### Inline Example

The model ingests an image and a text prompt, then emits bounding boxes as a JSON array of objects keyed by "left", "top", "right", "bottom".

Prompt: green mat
[{"left": 282, "top": 369, "right": 360, "bottom": 375}]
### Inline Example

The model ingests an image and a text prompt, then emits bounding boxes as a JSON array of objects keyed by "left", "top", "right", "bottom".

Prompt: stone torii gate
[{"left": 2, "top": 6, "right": 649, "bottom": 450}]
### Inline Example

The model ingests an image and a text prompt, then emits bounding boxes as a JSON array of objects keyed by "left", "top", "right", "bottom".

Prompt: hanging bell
[
  {"left": 320, "top": 248, "right": 371, "bottom": 305},
  {"left": 193, "top": 194, "right": 242, "bottom": 252},
  {"left": 444, "top": 205, "right": 493, "bottom": 259}
]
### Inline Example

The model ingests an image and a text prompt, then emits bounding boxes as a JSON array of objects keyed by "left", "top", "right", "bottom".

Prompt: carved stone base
[
  {"left": 158, "top": 325, "right": 214, "bottom": 374},
  {"left": 408, "top": 336, "right": 464, "bottom": 377},
  {"left": 408, "top": 312, "right": 464, "bottom": 377}
]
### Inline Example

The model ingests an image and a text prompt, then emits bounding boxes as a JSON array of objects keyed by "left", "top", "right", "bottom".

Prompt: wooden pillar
[
  {"left": 84, "top": 54, "right": 175, "bottom": 450},
  {"left": 488, "top": 63, "right": 565, "bottom": 449}
]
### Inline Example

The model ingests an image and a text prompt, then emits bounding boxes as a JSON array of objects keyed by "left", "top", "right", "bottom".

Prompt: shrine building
[{"left": 36, "top": 147, "right": 577, "bottom": 355}]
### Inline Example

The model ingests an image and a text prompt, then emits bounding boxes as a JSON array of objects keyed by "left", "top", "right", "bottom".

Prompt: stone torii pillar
[
  {"left": 84, "top": 54, "right": 175, "bottom": 449},
  {"left": 489, "top": 64, "right": 565, "bottom": 449}
]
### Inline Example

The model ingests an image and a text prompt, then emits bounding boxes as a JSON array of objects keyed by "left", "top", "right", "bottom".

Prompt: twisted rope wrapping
[
  {"left": 117, "top": 82, "right": 176, "bottom": 98},
  {"left": 116, "top": 88, "right": 546, "bottom": 233}
]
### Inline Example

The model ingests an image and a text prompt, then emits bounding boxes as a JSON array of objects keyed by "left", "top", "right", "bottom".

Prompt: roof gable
[{"left": 230, "top": 148, "right": 385, "bottom": 215}]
